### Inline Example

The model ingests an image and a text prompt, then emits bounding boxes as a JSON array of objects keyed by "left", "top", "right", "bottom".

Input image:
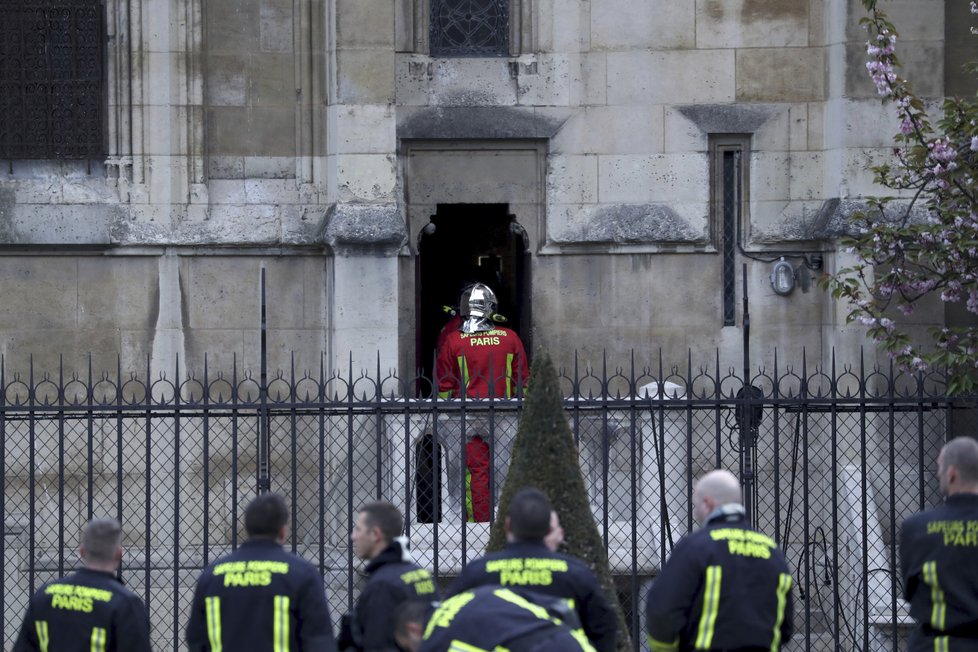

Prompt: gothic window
[
  {"left": 429, "top": 0, "right": 509, "bottom": 57},
  {"left": 0, "top": 0, "right": 105, "bottom": 160},
  {"left": 710, "top": 136, "right": 750, "bottom": 327}
]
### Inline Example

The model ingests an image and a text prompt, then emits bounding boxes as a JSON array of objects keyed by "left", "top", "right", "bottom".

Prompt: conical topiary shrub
[{"left": 487, "top": 350, "right": 632, "bottom": 651}]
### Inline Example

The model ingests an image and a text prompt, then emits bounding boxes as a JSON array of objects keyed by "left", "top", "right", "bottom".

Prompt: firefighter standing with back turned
[
  {"left": 900, "top": 436, "right": 978, "bottom": 652},
  {"left": 645, "top": 469, "right": 794, "bottom": 652},
  {"left": 446, "top": 488, "right": 617, "bottom": 652},
  {"left": 14, "top": 518, "right": 152, "bottom": 652},
  {"left": 186, "top": 493, "right": 338, "bottom": 652}
]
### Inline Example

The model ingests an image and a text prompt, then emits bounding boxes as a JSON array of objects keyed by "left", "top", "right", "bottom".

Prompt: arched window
[{"left": 429, "top": 0, "right": 509, "bottom": 57}]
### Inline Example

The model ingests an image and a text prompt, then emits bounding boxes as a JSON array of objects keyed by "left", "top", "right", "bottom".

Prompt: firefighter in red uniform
[
  {"left": 435, "top": 283, "right": 529, "bottom": 522},
  {"left": 435, "top": 283, "right": 529, "bottom": 400}
]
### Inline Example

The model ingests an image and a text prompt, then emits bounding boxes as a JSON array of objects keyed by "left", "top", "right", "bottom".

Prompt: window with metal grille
[
  {"left": 429, "top": 0, "right": 509, "bottom": 57},
  {"left": 0, "top": 0, "right": 105, "bottom": 160},
  {"left": 710, "top": 136, "right": 750, "bottom": 327}
]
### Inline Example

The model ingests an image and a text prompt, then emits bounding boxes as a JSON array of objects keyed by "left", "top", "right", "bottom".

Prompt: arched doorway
[{"left": 416, "top": 203, "right": 531, "bottom": 395}]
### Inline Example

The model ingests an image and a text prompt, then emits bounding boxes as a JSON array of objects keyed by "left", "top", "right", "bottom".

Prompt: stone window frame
[
  {"left": 709, "top": 134, "right": 751, "bottom": 327},
  {"left": 398, "top": 0, "right": 535, "bottom": 56}
]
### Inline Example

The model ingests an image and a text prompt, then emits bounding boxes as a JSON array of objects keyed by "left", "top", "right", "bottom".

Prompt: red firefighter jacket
[{"left": 435, "top": 327, "right": 529, "bottom": 399}]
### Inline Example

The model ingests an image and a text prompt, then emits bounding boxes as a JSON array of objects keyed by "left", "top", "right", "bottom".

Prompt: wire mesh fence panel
[{"left": 0, "top": 352, "right": 972, "bottom": 651}]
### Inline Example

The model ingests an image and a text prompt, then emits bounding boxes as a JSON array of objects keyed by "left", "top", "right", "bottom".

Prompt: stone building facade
[{"left": 0, "top": 0, "right": 972, "bottom": 381}]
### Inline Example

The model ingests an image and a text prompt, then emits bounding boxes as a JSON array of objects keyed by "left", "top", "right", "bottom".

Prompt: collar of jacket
[
  {"left": 76, "top": 567, "right": 123, "bottom": 583},
  {"left": 705, "top": 503, "right": 747, "bottom": 526},
  {"left": 366, "top": 540, "right": 407, "bottom": 574},
  {"left": 240, "top": 538, "right": 284, "bottom": 551},
  {"left": 945, "top": 492, "right": 978, "bottom": 506},
  {"left": 504, "top": 540, "right": 550, "bottom": 553}
]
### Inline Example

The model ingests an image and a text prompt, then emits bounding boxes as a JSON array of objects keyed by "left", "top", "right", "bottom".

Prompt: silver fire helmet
[{"left": 459, "top": 283, "right": 497, "bottom": 333}]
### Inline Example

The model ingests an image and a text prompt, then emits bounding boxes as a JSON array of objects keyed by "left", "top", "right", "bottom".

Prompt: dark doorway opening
[{"left": 416, "top": 204, "right": 531, "bottom": 395}]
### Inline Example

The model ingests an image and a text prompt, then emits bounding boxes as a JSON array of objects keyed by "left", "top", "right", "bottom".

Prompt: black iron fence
[{"left": 0, "top": 351, "right": 971, "bottom": 651}]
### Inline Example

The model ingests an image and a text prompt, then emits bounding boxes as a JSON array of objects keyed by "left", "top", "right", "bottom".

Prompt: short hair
[
  {"left": 508, "top": 488, "right": 552, "bottom": 541},
  {"left": 360, "top": 501, "right": 403, "bottom": 542},
  {"left": 244, "top": 493, "right": 290, "bottom": 539},
  {"left": 394, "top": 599, "right": 432, "bottom": 640},
  {"left": 81, "top": 518, "right": 123, "bottom": 565},
  {"left": 942, "top": 437, "right": 978, "bottom": 485}
]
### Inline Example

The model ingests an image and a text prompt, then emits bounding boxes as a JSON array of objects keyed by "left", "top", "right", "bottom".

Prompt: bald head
[
  {"left": 693, "top": 470, "right": 743, "bottom": 525},
  {"left": 938, "top": 437, "right": 978, "bottom": 496}
]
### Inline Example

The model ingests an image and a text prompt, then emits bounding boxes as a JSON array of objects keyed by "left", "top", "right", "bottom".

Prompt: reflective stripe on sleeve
[
  {"left": 694, "top": 565, "right": 722, "bottom": 649},
  {"left": 923, "top": 561, "right": 946, "bottom": 630},
  {"left": 274, "top": 595, "right": 291, "bottom": 652},
  {"left": 35, "top": 621, "right": 49, "bottom": 652},
  {"left": 448, "top": 641, "right": 490, "bottom": 652},
  {"left": 647, "top": 633, "right": 679, "bottom": 652},
  {"left": 205, "top": 596, "right": 223, "bottom": 652},
  {"left": 505, "top": 353, "right": 514, "bottom": 398},
  {"left": 934, "top": 636, "right": 949, "bottom": 652},
  {"left": 90, "top": 627, "right": 107, "bottom": 652},
  {"left": 770, "top": 573, "right": 792, "bottom": 652}
]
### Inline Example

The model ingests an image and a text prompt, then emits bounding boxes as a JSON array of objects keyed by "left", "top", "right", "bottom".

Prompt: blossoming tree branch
[{"left": 819, "top": 0, "right": 978, "bottom": 393}]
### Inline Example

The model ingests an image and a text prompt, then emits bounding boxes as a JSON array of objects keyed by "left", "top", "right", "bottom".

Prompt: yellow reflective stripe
[
  {"left": 505, "top": 353, "right": 514, "bottom": 398},
  {"left": 465, "top": 469, "right": 475, "bottom": 522},
  {"left": 934, "top": 636, "right": 949, "bottom": 652},
  {"left": 448, "top": 641, "right": 490, "bottom": 652},
  {"left": 492, "top": 588, "right": 559, "bottom": 624},
  {"left": 90, "top": 627, "right": 107, "bottom": 652},
  {"left": 648, "top": 634, "right": 679, "bottom": 652},
  {"left": 35, "top": 621, "right": 49, "bottom": 652},
  {"left": 205, "top": 596, "right": 223, "bottom": 652},
  {"left": 770, "top": 573, "right": 792, "bottom": 652},
  {"left": 274, "top": 595, "right": 290, "bottom": 652},
  {"left": 695, "top": 565, "right": 722, "bottom": 649},
  {"left": 458, "top": 356, "right": 470, "bottom": 392},
  {"left": 571, "top": 628, "right": 597, "bottom": 651},
  {"left": 923, "top": 561, "right": 946, "bottom": 630}
]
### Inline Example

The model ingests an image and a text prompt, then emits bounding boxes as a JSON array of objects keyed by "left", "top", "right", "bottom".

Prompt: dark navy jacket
[
  {"left": 341, "top": 542, "right": 438, "bottom": 652},
  {"left": 447, "top": 540, "right": 616, "bottom": 652},
  {"left": 900, "top": 493, "right": 978, "bottom": 652},
  {"left": 420, "top": 585, "right": 595, "bottom": 652},
  {"left": 186, "top": 539, "right": 337, "bottom": 652},
  {"left": 645, "top": 510, "right": 794, "bottom": 652},
  {"left": 14, "top": 567, "right": 151, "bottom": 652}
]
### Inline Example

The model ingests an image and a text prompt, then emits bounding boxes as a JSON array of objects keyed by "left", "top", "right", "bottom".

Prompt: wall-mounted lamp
[{"left": 770, "top": 258, "right": 796, "bottom": 296}]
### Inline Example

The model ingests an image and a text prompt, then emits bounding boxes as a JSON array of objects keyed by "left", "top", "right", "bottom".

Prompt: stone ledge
[
  {"left": 320, "top": 203, "right": 407, "bottom": 255},
  {"left": 397, "top": 106, "right": 570, "bottom": 140}
]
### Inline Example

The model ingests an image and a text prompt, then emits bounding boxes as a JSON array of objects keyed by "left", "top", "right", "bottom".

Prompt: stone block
[
  {"left": 736, "top": 48, "right": 825, "bottom": 102},
  {"left": 205, "top": 55, "right": 247, "bottom": 106},
  {"left": 0, "top": 259, "right": 79, "bottom": 329},
  {"left": 243, "top": 157, "right": 296, "bottom": 179},
  {"left": 597, "top": 153, "right": 709, "bottom": 204},
  {"left": 77, "top": 258, "right": 159, "bottom": 330},
  {"left": 2, "top": 204, "right": 119, "bottom": 245},
  {"left": 143, "top": 52, "right": 178, "bottom": 108},
  {"left": 329, "top": 104, "right": 396, "bottom": 154},
  {"left": 592, "top": 0, "right": 694, "bottom": 50},
  {"left": 335, "top": 154, "right": 396, "bottom": 202},
  {"left": 517, "top": 55, "right": 572, "bottom": 107},
  {"left": 248, "top": 54, "right": 294, "bottom": 107},
  {"left": 336, "top": 0, "right": 395, "bottom": 48},
  {"left": 844, "top": 41, "right": 944, "bottom": 100},
  {"left": 336, "top": 50, "right": 395, "bottom": 104},
  {"left": 547, "top": 154, "right": 598, "bottom": 204},
  {"left": 428, "top": 59, "right": 517, "bottom": 107},
  {"left": 208, "top": 156, "right": 245, "bottom": 180},
  {"left": 208, "top": 179, "right": 248, "bottom": 205},
  {"left": 249, "top": 107, "right": 297, "bottom": 157},
  {"left": 208, "top": 107, "right": 251, "bottom": 157},
  {"left": 548, "top": 0, "right": 590, "bottom": 52},
  {"left": 11, "top": 179, "right": 65, "bottom": 204},
  {"left": 663, "top": 107, "right": 707, "bottom": 153},
  {"left": 395, "top": 56, "right": 431, "bottom": 106},
  {"left": 607, "top": 50, "right": 735, "bottom": 104},
  {"left": 751, "top": 104, "right": 793, "bottom": 153},
  {"left": 788, "top": 152, "right": 824, "bottom": 201},
  {"left": 405, "top": 148, "right": 541, "bottom": 205},
  {"left": 695, "top": 0, "right": 809, "bottom": 48},
  {"left": 245, "top": 179, "right": 300, "bottom": 205},
  {"left": 260, "top": 0, "right": 294, "bottom": 53},
  {"left": 206, "top": 0, "right": 261, "bottom": 53},
  {"left": 581, "top": 53, "right": 607, "bottom": 105},
  {"left": 807, "top": 102, "right": 824, "bottom": 150}
]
